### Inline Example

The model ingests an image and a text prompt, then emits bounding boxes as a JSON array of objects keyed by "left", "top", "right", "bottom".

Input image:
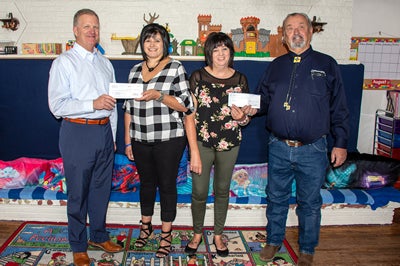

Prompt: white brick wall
[{"left": 0, "top": 0, "right": 353, "bottom": 60}]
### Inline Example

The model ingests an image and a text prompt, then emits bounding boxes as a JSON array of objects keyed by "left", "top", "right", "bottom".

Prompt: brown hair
[{"left": 204, "top": 32, "right": 234, "bottom": 69}]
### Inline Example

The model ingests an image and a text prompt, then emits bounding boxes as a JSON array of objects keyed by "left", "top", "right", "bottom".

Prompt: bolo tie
[{"left": 283, "top": 56, "right": 301, "bottom": 111}]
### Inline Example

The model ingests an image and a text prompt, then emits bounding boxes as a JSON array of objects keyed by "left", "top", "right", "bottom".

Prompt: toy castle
[{"left": 179, "top": 14, "right": 288, "bottom": 57}]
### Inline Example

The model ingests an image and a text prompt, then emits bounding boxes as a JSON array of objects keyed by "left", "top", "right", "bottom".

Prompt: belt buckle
[{"left": 285, "top": 139, "right": 301, "bottom": 147}]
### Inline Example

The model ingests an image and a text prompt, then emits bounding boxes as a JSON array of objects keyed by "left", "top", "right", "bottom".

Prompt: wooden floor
[{"left": 1, "top": 220, "right": 400, "bottom": 265}]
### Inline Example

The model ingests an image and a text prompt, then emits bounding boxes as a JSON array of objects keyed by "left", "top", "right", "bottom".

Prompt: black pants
[{"left": 132, "top": 137, "right": 187, "bottom": 222}]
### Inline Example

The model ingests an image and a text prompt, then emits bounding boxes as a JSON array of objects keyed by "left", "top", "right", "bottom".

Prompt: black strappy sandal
[
  {"left": 156, "top": 229, "right": 172, "bottom": 258},
  {"left": 134, "top": 220, "right": 153, "bottom": 248}
]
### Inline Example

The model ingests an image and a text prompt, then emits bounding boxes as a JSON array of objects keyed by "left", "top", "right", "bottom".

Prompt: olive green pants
[{"left": 191, "top": 142, "right": 239, "bottom": 235}]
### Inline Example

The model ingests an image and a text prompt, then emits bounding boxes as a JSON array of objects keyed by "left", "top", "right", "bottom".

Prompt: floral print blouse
[{"left": 189, "top": 67, "right": 249, "bottom": 151}]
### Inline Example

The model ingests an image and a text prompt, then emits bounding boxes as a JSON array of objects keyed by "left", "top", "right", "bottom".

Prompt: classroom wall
[{"left": 0, "top": 0, "right": 352, "bottom": 59}]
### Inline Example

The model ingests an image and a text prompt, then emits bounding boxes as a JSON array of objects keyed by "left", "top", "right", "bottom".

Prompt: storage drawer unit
[{"left": 374, "top": 110, "right": 400, "bottom": 160}]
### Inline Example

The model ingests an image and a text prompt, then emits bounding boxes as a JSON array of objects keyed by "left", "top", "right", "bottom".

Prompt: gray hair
[{"left": 282, "top": 12, "right": 312, "bottom": 31}]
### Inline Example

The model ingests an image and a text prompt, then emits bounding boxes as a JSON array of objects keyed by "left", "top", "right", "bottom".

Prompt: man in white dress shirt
[{"left": 48, "top": 8, "right": 122, "bottom": 266}]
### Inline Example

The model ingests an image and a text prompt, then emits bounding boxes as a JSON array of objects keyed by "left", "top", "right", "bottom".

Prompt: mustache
[
  {"left": 288, "top": 33, "right": 306, "bottom": 49},
  {"left": 292, "top": 34, "right": 304, "bottom": 42}
]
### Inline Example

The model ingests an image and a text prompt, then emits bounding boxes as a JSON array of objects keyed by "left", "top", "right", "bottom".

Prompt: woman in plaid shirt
[{"left": 123, "top": 23, "right": 201, "bottom": 258}]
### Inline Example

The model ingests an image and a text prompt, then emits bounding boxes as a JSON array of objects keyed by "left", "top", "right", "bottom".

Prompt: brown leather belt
[
  {"left": 64, "top": 117, "right": 109, "bottom": 125},
  {"left": 282, "top": 139, "right": 303, "bottom": 147}
]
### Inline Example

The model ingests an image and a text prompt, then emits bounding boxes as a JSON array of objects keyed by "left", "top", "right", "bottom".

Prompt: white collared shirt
[{"left": 48, "top": 43, "right": 117, "bottom": 140}]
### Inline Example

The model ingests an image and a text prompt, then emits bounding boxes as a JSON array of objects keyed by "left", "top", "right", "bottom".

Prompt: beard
[{"left": 288, "top": 34, "right": 306, "bottom": 49}]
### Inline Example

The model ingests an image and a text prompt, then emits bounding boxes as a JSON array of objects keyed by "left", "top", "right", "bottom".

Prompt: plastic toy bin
[
  {"left": 377, "top": 143, "right": 400, "bottom": 160},
  {"left": 378, "top": 116, "right": 400, "bottom": 134}
]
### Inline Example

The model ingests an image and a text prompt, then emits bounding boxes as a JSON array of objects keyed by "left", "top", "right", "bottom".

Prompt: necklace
[
  {"left": 283, "top": 56, "right": 301, "bottom": 111},
  {"left": 145, "top": 60, "right": 160, "bottom": 72}
]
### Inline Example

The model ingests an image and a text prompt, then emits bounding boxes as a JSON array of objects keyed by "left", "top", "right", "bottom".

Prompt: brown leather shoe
[
  {"left": 73, "top": 252, "right": 90, "bottom": 266},
  {"left": 298, "top": 252, "right": 314, "bottom": 266},
  {"left": 87, "top": 239, "right": 123, "bottom": 253},
  {"left": 259, "top": 244, "right": 281, "bottom": 261}
]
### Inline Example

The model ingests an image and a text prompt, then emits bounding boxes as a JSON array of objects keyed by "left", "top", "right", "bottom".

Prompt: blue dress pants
[{"left": 59, "top": 120, "right": 114, "bottom": 252}]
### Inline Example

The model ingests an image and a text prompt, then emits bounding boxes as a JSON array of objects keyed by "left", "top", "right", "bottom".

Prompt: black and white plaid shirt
[{"left": 123, "top": 58, "right": 194, "bottom": 142}]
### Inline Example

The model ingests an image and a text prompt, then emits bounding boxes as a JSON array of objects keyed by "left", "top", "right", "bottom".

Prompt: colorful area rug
[{"left": 0, "top": 221, "right": 297, "bottom": 265}]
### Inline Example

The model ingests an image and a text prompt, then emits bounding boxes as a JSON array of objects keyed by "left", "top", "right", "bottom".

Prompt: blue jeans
[{"left": 266, "top": 135, "right": 328, "bottom": 254}]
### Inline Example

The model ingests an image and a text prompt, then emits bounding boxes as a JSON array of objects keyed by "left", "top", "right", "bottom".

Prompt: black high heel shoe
[
  {"left": 156, "top": 229, "right": 172, "bottom": 258},
  {"left": 134, "top": 220, "right": 153, "bottom": 248},
  {"left": 213, "top": 237, "right": 229, "bottom": 257},
  {"left": 184, "top": 237, "right": 203, "bottom": 254}
]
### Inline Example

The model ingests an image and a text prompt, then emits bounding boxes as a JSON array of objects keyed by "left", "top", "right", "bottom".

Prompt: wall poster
[{"left": 350, "top": 37, "right": 400, "bottom": 90}]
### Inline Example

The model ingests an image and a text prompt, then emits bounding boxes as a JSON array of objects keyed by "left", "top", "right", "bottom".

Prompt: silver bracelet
[
  {"left": 156, "top": 92, "right": 164, "bottom": 102},
  {"left": 237, "top": 115, "right": 250, "bottom": 126}
]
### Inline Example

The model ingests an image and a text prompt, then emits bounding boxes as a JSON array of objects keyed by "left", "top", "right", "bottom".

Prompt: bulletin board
[{"left": 350, "top": 37, "right": 400, "bottom": 90}]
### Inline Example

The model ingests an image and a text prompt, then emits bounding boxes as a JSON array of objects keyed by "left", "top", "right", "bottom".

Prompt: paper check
[
  {"left": 109, "top": 83, "right": 143, "bottom": 99},
  {"left": 228, "top": 93, "right": 260, "bottom": 108}
]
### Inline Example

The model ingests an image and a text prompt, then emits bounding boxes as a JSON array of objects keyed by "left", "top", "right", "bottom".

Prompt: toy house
[
  {"left": 194, "top": 14, "right": 222, "bottom": 55},
  {"left": 230, "top": 16, "right": 288, "bottom": 57},
  {"left": 197, "top": 14, "right": 222, "bottom": 45},
  {"left": 266, "top": 26, "right": 288, "bottom": 57},
  {"left": 230, "top": 16, "right": 269, "bottom": 56},
  {"left": 180, "top": 39, "right": 197, "bottom": 56}
]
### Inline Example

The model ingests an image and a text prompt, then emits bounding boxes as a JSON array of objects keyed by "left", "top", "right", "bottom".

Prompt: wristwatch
[{"left": 156, "top": 92, "right": 164, "bottom": 102}]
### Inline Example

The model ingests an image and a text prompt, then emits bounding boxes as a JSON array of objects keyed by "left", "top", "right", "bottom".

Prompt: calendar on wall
[{"left": 350, "top": 37, "right": 400, "bottom": 90}]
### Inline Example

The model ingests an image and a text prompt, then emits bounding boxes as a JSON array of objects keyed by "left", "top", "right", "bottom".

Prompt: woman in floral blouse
[{"left": 184, "top": 32, "right": 257, "bottom": 257}]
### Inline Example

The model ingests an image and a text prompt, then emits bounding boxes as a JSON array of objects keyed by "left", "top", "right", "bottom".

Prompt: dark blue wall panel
[{"left": 0, "top": 58, "right": 363, "bottom": 163}]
